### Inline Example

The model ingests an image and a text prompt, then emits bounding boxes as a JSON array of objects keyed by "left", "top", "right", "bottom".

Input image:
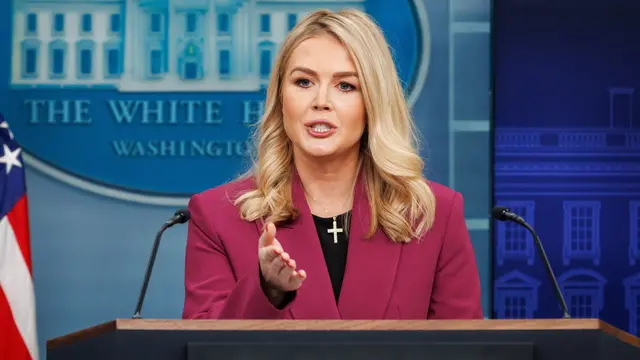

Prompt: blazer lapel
[
  {"left": 271, "top": 173, "right": 340, "bottom": 319},
  {"left": 337, "top": 172, "right": 403, "bottom": 319}
]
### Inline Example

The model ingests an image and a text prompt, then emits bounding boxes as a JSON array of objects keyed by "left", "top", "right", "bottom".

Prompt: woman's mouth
[{"left": 305, "top": 120, "right": 336, "bottom": 138}]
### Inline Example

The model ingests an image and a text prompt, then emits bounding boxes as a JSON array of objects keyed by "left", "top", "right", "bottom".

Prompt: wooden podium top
[{"left": 47, "top": 318, "right": 640, "bottom": 350}]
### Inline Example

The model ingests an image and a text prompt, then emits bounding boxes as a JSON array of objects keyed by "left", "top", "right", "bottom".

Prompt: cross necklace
[
  {"left": 305, "top": 190, "right": 353, "bottom": 244},
  {"left": 327, "top": 216, "right": 343, "bottom": 244}
]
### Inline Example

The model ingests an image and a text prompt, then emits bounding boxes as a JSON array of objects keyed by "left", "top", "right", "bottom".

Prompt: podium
[{"left": 47, "top": 318, "right": 640, "bottom": 360}]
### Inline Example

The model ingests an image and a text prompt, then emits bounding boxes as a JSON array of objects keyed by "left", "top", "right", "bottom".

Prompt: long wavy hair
[{"left": 234, "top": 9, "right": 436, "bottom": 243}]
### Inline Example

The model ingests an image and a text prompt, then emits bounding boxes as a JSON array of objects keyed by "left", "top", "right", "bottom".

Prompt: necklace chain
[
  {"left": 306, "top": 191, "right": 352, "bottom": 215},
  {"left": 300, "top": 161, "right": 361, "bottom": 216},
  {"left": 302, "top": 175, "right": 358, "bottom": 216}
]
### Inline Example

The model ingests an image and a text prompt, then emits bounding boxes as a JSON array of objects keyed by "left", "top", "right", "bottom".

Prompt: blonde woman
[{"left": 182, "top": 9, "right": 483, "bottom": 320}]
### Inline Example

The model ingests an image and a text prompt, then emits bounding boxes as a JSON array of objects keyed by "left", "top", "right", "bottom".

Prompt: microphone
[
  {"left": 491, "top": 206, "right": 571, "bottom": 319},
  {"left": 132, "top": 208, "right": 191, "bottom": 319}
]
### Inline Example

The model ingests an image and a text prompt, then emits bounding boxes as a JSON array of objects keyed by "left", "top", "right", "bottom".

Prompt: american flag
[{"left": 0, "top": 114, "right": 39, "bottom": 359}]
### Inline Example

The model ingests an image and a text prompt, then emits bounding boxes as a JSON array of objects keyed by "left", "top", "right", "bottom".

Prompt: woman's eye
[
  {"left": 296, "top": 79, "right": 312, "bottom": 87},
  {"left": 338, "top": 82, "right": 355, "bottom": 91}
]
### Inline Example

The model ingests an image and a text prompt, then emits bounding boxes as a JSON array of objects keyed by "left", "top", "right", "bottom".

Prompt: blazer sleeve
[
  {"left": 427, "top": 191, "right": 484, "bottom": 319},
  {"left": 182, "top": 193, "right": 296, "bottom": 319}
]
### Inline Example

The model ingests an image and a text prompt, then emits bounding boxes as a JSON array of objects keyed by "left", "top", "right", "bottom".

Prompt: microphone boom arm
[
  {"left": 132, "top": 222, "right": 170, "bottom": 319},
  {"left": 521, "top": 221, "right": 571, "bottom": 319},
  {"left": 132, "top": 208, "right": 191, "bottom": 319}
]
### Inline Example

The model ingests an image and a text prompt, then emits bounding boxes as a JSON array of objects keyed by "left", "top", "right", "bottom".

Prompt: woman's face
[{"left": 282, "top": 33, "right": 366, "bottom": 162}]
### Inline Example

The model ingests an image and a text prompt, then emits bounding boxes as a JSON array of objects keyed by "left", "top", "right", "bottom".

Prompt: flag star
[
  {"left": 0, "top": 121, "right": 14, "bottom": 139},
  {"left": 0, "top": 144, "right": 22, "bottom": 174}
]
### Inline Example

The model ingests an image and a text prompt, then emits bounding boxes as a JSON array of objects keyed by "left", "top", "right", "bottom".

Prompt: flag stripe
[
  {"left": 0, "top": 216, "right": 38, "bottom": 360},
  {"left": 7, "top": 196, "right": 32, "bottom": 272},
  {"left": 0, "top": 286, "right": 32, "bottom": 360}
]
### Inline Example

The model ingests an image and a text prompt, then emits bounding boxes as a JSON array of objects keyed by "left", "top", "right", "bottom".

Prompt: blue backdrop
[
  {"left": 493, "top": 0, "right": 640, "bottom": 336},
  {"left": 1, "top": 1, "right": 493, "bottom": 358}
]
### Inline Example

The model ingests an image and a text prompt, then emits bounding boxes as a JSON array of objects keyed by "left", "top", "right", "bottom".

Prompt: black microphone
[
  {"left": 491, "top": 206, "right": 571, "bottom": 319},
  {"left": 132, "top": 208, "right": 191, "bottom": 319}
]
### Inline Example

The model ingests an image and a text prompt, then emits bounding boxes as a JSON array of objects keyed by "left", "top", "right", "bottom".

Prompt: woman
[{"left": 182, "top": 9, "right": 483, "bottom": 320}]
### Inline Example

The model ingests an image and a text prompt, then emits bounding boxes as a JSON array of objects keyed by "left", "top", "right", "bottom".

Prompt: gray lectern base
[
  {"left": 187, "top": 342, "right": 534, "bottom": 360},
  {"left": 46, "top": 319, "right": 640, "bottom": 360}
]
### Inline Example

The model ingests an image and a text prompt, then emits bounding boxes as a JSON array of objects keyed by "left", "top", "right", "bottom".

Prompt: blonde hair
[{"left": 234, "top": 9, "right": 436, "bottom": 243}]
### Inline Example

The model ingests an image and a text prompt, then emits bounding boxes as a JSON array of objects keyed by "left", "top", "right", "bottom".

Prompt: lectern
[{"left": 47, "top": 319, "right": 640, "bottom": 360}]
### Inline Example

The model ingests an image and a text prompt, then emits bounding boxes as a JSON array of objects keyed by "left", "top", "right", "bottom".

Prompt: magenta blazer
[{"left": 182, "top": 172, "right": 484, "bottom": 320}]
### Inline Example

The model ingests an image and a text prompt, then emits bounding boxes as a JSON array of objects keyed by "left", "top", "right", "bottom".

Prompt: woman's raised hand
[{"left": 258, "top": 222, "right": 306, "bottom": 304}]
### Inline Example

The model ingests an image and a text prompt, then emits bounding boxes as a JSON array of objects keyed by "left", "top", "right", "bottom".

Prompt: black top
[{"left": 311, "top": 211, "right": 350, "bottom": 303}]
